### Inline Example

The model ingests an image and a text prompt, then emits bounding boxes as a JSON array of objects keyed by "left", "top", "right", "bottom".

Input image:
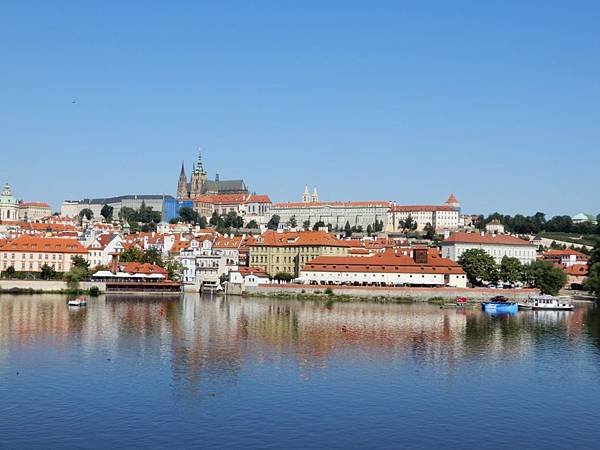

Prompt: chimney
[{"left": 414, "top": 248, "right": 428, "bottom": 264}]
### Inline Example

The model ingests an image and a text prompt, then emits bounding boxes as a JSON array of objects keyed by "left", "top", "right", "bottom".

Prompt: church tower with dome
[{"left": 0, "top": 181, "right": 19, "bottom": 221}]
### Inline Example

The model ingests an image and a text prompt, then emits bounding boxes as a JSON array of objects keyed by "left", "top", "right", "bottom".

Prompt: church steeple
[
  {"left": 196, "top": 149, "right": 206, "bottom": 175},
  {"left": 302, "top": 185, "right": 310, "bottom": 203},
  {"left": 311, "top": 186, "right": 319, "bottom": 203},
  {"left": 177, "top": 162, "right": 189, "bottom": 199}
]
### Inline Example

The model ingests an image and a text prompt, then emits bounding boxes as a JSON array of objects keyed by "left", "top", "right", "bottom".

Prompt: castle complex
[{"left": 177, "top": 151, "right": 248, "bottom": 200}]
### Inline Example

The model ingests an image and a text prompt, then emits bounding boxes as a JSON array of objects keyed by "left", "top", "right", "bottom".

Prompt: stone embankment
[
  {"left": 244, "top": 284, "right": 538, "bottom": 302},
  {"left": 0, "top": 280, "right": 106, "bottom": 294}
]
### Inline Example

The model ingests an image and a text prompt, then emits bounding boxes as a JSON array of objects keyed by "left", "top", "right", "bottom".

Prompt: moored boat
[
  {"left": 527, "top": 295, "right": 574, "bottom": 311},
  {"left": 68, "top": 297, "right": 87, "bottom": 307},
  {"left": 482, "top": 296, "right": 518, "bottom": 314}
]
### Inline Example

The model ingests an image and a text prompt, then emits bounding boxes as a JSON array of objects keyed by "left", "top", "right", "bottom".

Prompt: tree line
[{"left": 479, "top": 212, "right": 600, "bottom": 235}]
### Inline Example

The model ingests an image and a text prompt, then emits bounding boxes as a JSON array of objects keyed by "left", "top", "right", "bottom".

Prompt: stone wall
[
  {"left": 244, "top": 284, "right": 538, "bottom": 301},
  {"left": 0, "top": 280, "right": 106, "bottom": 292}
]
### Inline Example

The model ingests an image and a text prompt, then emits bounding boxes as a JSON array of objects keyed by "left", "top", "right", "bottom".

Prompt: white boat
[
  {"left": 521, "top": 295, "right": 574, "bottom": 311},
  {"left": 68, "top": 297, "right": 87, "bottom": 307}
]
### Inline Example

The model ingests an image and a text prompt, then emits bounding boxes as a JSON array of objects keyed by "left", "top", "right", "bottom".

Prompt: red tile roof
[
  {"left": 442, "top": 232, "right": 533, "bottom": 246},
  {"left": 303, "top": 248, "right": 465, "bottom": 275},
  {"left": 273, "top": 201, "right": 390, "bottom": 208},
  {"left": 120, "top": 262, "right": 168, "bottom": 275},
  {"left": 564, "top": 264, "right": 589, "bottom": 276},
  {"left": 0, "top": 235, "right": 88, "bottom": 254},
  {"left": 255, "top": 231, "right": 352, "bottom": 248},
  {"left": 390, "top": 205, "right": 456, "bottom": 212}
]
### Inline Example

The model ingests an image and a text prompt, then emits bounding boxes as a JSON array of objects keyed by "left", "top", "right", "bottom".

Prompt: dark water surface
[{"left": 1, "top": 294, "right": 600, "bottom": 449}]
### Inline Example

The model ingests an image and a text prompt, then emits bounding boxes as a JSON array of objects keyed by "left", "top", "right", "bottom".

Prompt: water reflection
[{"left": 1, "top": 295, "right": 594, "bottom": 384}]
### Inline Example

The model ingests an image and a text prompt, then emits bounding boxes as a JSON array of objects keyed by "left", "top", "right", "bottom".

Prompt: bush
[
  {"left": 88, "top": 286, "right": 101, "bottom": 296},
  {"left": 324, "top": 287, "right": 334, "bottom": 295}
]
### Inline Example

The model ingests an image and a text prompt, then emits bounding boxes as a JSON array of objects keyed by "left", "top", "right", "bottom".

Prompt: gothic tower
[
  {"left": 177, "top": 161, "right": 189, "bottom": 199},
  {"left": 302, "top": 185, "right": 310, "bottom": 203},
  {"left": 189, "top": 150, "right": 208, "bottom": 198}
]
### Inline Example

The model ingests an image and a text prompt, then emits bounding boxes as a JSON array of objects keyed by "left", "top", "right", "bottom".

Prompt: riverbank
[
  {"left": 242, "top": 284, "right": 538, "bottom": 304},
  {"left": 0, "top": 280, "right": 106, "bottom": 295}
]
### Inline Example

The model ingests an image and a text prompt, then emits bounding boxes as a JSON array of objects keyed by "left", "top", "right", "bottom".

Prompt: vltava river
[{"left": 1, "top": 294, "right": 600, "bottom": 449}]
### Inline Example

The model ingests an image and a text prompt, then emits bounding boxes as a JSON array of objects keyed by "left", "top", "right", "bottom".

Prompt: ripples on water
[{"left": 1, "top": 294, "right": 600, "bottom": 449}]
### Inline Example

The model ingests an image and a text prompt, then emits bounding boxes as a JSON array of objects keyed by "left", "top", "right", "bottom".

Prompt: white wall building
[
  {"left": 441, "top": 232, "right": 537, "bottom": 265},
  {"left": 300, "top": 248, "right": 467, "bottom": 288}
]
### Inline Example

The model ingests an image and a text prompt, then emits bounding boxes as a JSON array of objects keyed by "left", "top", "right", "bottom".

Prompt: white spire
[
  {"left": 302, "top": 185, "right": 310, "bottom": 203},
  {"left": 311, "top": 186, "right": 319, "bottom": 203}
]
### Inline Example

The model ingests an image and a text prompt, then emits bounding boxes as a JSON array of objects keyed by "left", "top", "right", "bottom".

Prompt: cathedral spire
[
  {"left": 197, "top": 148, "right": 206, "bottom": 174},
  {"left": 302, "top": 185, "right": 310, "bottom": 203}
]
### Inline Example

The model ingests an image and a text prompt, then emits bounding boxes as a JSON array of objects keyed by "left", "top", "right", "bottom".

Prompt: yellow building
[{"left": 248, "top": 231, "right": 350, "bottom": 277}]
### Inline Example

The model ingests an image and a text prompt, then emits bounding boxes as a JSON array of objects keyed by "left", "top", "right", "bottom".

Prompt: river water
[{"left": 1, "top": 294, "right": 600, "bottom": 449}]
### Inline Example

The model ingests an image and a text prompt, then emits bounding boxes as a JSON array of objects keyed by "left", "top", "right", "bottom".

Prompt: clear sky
[{"left": 1, "top": 1, "right": 599, "bottom": 216}]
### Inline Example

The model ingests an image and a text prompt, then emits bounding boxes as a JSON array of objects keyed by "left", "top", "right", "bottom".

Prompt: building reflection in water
[{"left": 0, "top": 294, "right": 592, "bottom": 391}]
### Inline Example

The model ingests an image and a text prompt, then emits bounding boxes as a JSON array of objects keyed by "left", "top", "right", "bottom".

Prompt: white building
[
  {"left": 485, "top": 219, "right": 505, "bottom": 234},
  {"left": 300, "top": 247, "right": 467, "bottom": 288},
  {"left": 441, "top": 232, "right": 537, "bottom": 265},
  {"left": 87, "top": 233, "right": 124, "bottom": 268},
  {"left": 387, "top": 194, "right": 461, "bottom": 232},
  {"left": 19, "top": 202, "right": 52, "bottom": 221}
]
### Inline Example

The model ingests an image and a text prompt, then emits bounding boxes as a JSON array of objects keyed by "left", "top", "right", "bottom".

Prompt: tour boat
[
  {"left": 524, "top": 295, "right": 574, "bottom": 311},
  {"left": 482, "top": 296, "right": 518, "bottom": 314},
  {"left": 67, "top": 297, "right": 87, "bottom": 307}
]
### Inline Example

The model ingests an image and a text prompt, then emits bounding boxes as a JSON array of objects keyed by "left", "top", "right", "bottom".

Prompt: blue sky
[{"left": 1, "top": 1, "right": 599, "bottom": 215}]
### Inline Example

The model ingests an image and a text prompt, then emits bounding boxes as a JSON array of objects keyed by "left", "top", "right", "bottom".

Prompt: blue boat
[{"left": 482, "top": 296, "right": 518, "bottom": 314}]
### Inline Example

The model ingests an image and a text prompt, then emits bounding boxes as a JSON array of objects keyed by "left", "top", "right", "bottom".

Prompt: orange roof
[
  {"left": 390, "top": 205, "right": 456, "bottom": 212},
  {"left": 446, "top": 193, "right": 459, "bottom": 204},
  {"left": 0, "top": 235, "right": 88, "bottom": 254},
  {"left": 543, "top": 249, "right": 589, "bottom": 258},
  {"left": 443, "top": 232, "right": 533, "bottom": 246},
  {"left": 19, "top": 202, "right": 51, "bottom": 208},
  {"left": 238, "top": 266, "right": 269, "bottom": 278},
  {"left": 213, "top": 236, "right": 243, "bottom": 249},
  {"left": 303, "top": 248, "right": 465, "bottom": 275},
  {"left": 194, "top": 193, "right": 250, "bottom": 205},
  {"left": 564, "top": 264, "right": 589, "bottom": 276},
  {"left": 255, "top": 231, "right": 352, "bottom": 248},
  {"left": 273, "top": 201, "right": 390, "bottom": 208},
  {"left": 247, "top": 194, "right": 271, "bottom": 203},
  {"left": 120, "top": 262, "right": 168, "bottom": 275}
]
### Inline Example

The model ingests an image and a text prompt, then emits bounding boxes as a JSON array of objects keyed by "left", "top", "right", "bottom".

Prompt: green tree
[
  {"left": 499, "top": 256, "right": 524, "bottom": 285},
  {"left": 118, "top": 247, "right": 145, "bottom": 263},
  {"left": 40, "top": 264, "right": 56, "bottom": 280},
  {"left": 289, "top": 215, "right": 298, "bottom": 228},
  {"left": 423, "top": 222, "right": 436, "bottom": 240},
  {"left": 273, "top": 272, "right": 294, "bottom": 282},
  {"left": 246, "top": 220, "right": 259, "bottom": 229},
  {"left": 3, "top": 266, "right": 16, "bottom": 278},
  {"left": 525, "top": 260, "right": 567, "bottom": 295},
  {"left": 312, "top": 221, "right": 325, "bottom": 231},
  {"left": 302, "top": 219, "right": 311, "bottom": 231},
  {"left": 119, "top": 207, "right": 137, "bottom": 222},
  {"left": 78, "top": 208, "right": 93, "bottom": 224},
  {"left": 585, "top": 263, "right": 600, "bottom": 299},
  {"left": 100, "top": 204, "right": 114, "bottom": 222},
  {"left": 267, "top": 214, "right": 281, "bottom": 230},
  {"left": 167, "top": 260, "right": 183, "bottom": 281},
  {"left": 344, "top": 221, "right": 352, "bottom": 237},
  {"left": 71, "top": 255, "right": 90, "bottom": 277},
  {"left": 179, "top": 207, "right": 199, "bottom": 224},
  {"left": 458, "top": 249, "right": 499, "bottom": 286},
  {"left": 366, "top": 224, "right": 373, "bottom": 236},
  {"left": 590, "top": 241, "right": 600, "bottom": 266},
  {"left": 399, "top": 215, "right": 418, "bottom": 235},
  {"left": 64, "top": 267, "right": 87, "bottom": 291}
]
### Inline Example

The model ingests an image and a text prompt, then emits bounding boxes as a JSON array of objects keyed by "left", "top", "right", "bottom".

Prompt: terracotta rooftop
[
  {"left": 442, "top": 232, "right": 533, "bottom": 246},
  {"left": 0, "top": 235, "right": 88, "bottom": 254}
]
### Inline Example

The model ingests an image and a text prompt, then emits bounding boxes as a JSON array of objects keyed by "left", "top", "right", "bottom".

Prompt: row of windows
[
  {"left": 1, "top": 253, "right": 65, "bottom": 261},
  {"left": 2, "top": 261, "right": 63, "bottom": 271}
]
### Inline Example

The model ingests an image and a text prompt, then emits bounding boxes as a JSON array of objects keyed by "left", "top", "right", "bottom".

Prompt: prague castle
[{"left": 177, "top": 151, "right": 248, "bottom": 200}]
